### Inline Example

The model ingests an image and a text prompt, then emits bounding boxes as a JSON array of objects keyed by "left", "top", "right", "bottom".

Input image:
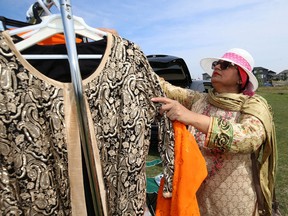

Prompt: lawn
[
  {"left": 257, "top": 86, "right": 288, "bottom": 215},
  {"left": 147, "top": 86, "right": 288, "bottom": 215}
]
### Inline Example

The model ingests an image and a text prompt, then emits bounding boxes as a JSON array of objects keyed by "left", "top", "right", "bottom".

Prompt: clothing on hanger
[
  {"left": 0, "top": 16, "right": 85, "bottom": 49},
  {"left": 2, "top": 3, "right": 108, "bottom": 215},
  {"left": 1, "top": 3, "right": 175, "bottom": 215},
  {"left": 0, "top": 14, "right": 84, "bottom": 46},
  {"left": 0, "top": 30, "right": 175, "bottom": 215},
  {"left": 7, "top": 14, "right": 106, "bottom": 60},
  {"left": 19, "top": 37, "right": 107, "bottom": 81},
  {"left": 3, "top": 7, "right": 108, "bottom": 215}
]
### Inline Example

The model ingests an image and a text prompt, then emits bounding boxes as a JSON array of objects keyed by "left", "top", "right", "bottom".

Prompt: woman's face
[{"left": 211, "top": 60, "right": 241, "bottom": 93}]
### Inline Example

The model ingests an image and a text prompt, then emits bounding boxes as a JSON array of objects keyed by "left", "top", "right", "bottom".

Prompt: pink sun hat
[{"left": 200, "top": 48, "right": 258, "bottom": 92}]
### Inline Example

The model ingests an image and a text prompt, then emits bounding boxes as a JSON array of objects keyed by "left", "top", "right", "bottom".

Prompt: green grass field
[
  {"left": 147, "top": 86, "right": 288, "bottom": 215},
  {"left": 257, "top": 86, "right": 288, "bottom": 215}
]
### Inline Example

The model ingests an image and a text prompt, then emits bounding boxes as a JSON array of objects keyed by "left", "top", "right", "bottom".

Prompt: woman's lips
[{"left": 212, "top": 71, "right": 221, "bottom": 77}]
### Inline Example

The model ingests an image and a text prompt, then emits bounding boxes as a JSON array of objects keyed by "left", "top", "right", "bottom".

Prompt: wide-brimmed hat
[{"left": 200, "top": 48, "right": 258, "bottom": 92}]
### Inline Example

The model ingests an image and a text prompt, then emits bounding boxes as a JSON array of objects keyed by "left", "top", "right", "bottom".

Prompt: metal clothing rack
[{"left": 59, "top": 0, "right": 104, "bottom": 215}]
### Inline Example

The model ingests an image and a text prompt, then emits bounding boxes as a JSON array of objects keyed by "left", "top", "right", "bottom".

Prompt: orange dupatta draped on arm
[{"left": 156, "top": 121, "right": 207, "bottom": 216}]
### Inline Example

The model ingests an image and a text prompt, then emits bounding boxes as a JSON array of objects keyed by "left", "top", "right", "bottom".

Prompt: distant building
[
  {"left": 252, "top": 67, "right": 276, "bottom": 85},
  {"left": 202, "top": 73, "right": 211, "bottom": 80},
  {"left": 273, "top": 70, "right": 288, "bottom": 81}
]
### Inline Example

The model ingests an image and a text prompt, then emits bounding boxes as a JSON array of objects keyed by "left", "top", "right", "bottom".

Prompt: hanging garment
[
  {"left": 0, "top": 16, "right": 82, "bottom": 45},
  {"left": 0, "top": 31, "right": 175, "bottom": 216},
  {"left": 155, "top": 121, "right": 207, "bottom": 216},
  {"left": 18, "top": 36, "right": 106, "bottom": 82},
  {"left": 31, "top": 33, "right": 83, "bottom": 45}
]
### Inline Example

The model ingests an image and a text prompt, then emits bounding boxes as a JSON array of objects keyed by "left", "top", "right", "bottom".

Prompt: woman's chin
[{"left": 211, "top": 76, "right": 220, "bottom": 83}]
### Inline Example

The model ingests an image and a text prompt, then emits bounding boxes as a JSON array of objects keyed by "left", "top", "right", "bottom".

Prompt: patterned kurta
[
  {"left": 160, "top": 80, "right": 266, "bottom": 216},
  {"left": 0, "top": 31, "right": 174, "bottom": 215}
]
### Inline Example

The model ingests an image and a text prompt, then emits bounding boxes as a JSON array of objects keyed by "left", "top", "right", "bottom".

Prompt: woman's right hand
[
  {"left": 151, "top": 97, "right": 193, "bottom": 125},
  {"left": 151, "top": 97, "right": 210, "bottom": 134}
]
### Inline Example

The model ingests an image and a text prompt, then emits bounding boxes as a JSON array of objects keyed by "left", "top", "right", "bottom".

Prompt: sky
[{"left": 0, "top": 0, "right": 287, "bottom": 79}]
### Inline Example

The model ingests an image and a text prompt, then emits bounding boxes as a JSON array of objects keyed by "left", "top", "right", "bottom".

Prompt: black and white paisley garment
[{"left": 0, "top": 31, "right": 174, "bottom": 216}]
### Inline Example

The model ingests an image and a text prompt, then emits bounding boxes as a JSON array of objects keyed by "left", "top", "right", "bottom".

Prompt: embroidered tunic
[
  {"left": 160, "top": 80, "right": 266, "bottom": 216},
  {"left": 0, "top": 32, "right": 174, "bottom": 216}
]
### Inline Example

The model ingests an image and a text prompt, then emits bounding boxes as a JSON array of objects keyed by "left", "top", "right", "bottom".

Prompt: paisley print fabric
[
  {"left": 84, "top": 36, "right": 175, "bottom": 215},
  {"left": 0, "top": 32, "right": 174, "bottom": 216},
  {"left": 0, "top": 41, "right": 69, "bottom": 215}
]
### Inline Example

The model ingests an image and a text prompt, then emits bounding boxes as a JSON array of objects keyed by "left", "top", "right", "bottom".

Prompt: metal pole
[{"left": 59, "top": 0, "right": 104, "bottom": 215}]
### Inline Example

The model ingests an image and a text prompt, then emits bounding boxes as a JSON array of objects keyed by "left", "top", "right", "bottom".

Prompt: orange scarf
[
  {"left": 16, "top": 31, "right": 82, "bottom": 45},
  {"left": 156, "top": 121, "right": 207, "bottom": 216}
]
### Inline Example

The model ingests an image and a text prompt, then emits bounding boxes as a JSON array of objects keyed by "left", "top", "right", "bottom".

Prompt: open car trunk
[{"left": 147, "top": 54, "right": 192, "bottom": 88}]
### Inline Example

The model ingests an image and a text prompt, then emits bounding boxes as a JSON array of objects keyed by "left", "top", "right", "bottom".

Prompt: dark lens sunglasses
[{"left": 212, "top": 60, "right": 236, "bottom": 70}]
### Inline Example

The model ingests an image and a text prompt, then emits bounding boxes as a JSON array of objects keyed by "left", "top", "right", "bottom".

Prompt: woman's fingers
[
  {"left": 151, "top": 97, "right": 193, "bottom": 125},
  {"left": 151, "top": 97, "right": 180, "bottom": 118},
  {"left": 151, "top": 97, "right": 173, "bottom": 113},
  {"left": 151, "top": 97, "right": 172, "bottom": 104}
]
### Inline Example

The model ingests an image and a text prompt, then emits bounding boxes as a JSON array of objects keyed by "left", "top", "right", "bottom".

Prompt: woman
[{"left": 151, "top": 48, "right": 277, "bottom": 216}]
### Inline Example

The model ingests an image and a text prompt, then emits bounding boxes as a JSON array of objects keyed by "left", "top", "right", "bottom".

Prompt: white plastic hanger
[{"left": 8, "top": 13, "right": 107, "bottom": 59}]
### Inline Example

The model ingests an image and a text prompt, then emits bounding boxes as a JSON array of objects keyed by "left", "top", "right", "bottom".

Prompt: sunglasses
[{"left": 211, "top": 60, "right": 236, "bottom": 70}]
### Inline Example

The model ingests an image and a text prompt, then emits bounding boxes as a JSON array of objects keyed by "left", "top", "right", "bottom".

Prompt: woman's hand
[
  {"left": 151, "top": 97, "right": 210, "bottom": 134},
  {"left": 151, "top": 97, "right": 193, "bottom": 125}
]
